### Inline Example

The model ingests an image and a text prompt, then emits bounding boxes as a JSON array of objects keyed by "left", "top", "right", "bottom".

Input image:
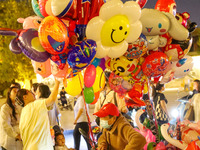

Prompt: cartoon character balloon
[
  {"left": 173, "top": 55, "right": 193, "bottom": 78},
  {"left": 106, "top": 56, "right": 139, "bottom": 77},
  {"left": 31, "top": 59, "right": 51, "bottom": 78},
  {"left": 17, "top": 16, "right": 43, "bottom": 29},
  {"left": 39, "top": 16, "right": 69, "bottom": 69},
  {"left": 86, "top": 0, "right": 142, "bottom": 58},
  {"left": 164, "top": 34, "right": 193, "bottom": 61},
  {"left": 67, "top": 39, "right": 97, "bottom": 73},
  {"left": 18, "top": 29, "right": 51, "bottom": 62},
  {"left": 108, "top": 72, "right": 133, "bottom": 94},
  {"left": 155, "top": 0, "right": 176, "bottom": 16},
  {"left": 140, "top": 9, "right": 189, "bottom": 50},
  {"left": 142, "top": 52, "right": 169, "bottom": 77}
]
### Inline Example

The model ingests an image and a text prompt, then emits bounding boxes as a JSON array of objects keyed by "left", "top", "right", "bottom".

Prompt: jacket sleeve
[
  {"left": 0, "top": 105, "right": 18, "bottom": 138},
  {"left": 98, "top": 129, "right": 108, "bottom": 148},
  {"left": 122, "top": 125, "right": 146, "bottom": 150}
]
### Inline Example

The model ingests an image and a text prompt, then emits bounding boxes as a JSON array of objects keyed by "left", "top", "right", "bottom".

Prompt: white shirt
[
  {"left": 0, "top": 104, "right": 22, "bottom": 150},
  {"left": 48, "top": 103, "right": 60, "bottom": 127},
  {"left": 94, "top": 90, "right": 127, "bottom": 113},
  {"left": 74, "top": 96, "right": 89, "bottom": 123},
  {"left": 19, "top": 99, "right": 53, "bottom": 150}
]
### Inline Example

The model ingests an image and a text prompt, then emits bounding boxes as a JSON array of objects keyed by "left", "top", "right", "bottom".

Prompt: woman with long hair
[
  {"left": 152, "top": 82, "right": 169, "bottom": 126},
  {"left": 0, "top": 85, "right": 22, "bottom": 150}
]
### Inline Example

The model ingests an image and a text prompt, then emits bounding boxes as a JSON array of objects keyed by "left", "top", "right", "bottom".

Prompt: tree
[{"left": 0, "top": 0, "right": 35, "bottom": 94}]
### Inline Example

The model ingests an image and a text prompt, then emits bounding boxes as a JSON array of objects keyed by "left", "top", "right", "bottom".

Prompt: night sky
[{"left": 143, "top": 0, "right": 200, "bottom": 26}]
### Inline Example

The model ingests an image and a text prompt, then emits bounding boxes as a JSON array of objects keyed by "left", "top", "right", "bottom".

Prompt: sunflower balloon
[{"left": 86, "top": 0, "right": 142, "bottom": 58}]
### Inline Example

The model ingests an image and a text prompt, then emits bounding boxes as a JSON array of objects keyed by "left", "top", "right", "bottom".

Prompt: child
[{"left": 54, "top": 132, "right": 74, "bottom": 150}]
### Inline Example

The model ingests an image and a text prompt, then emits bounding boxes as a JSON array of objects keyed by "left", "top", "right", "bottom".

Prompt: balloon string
[
  {"left": 78, "top": 73, "right": 96, "bottom": 148},
  {"left": 148, "top": 79, "right": 159, "bottom": 138}
]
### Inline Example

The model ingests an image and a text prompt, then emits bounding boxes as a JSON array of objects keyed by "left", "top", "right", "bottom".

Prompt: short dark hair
[
  {"left": 16, "top": 89, "right": 28, "bottom": 107},
  {"left": 194, "top": 79, "right": 200, "bottom": 93},
  {"left": 54, "top": 132, "right": 65, "bottom": 144},
  {"left": 37, "top": 84, "right": 51, "bottom": 98},
  {"left": 62, "top": 87, "right": 65, "bottom": 90},
  {"left": 32, "top": 83, "right": 39, "bottom": 93}
]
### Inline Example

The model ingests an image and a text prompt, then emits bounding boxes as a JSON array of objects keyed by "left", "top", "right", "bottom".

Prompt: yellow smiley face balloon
[{"left": 101, "top": 15, "right": 130, "bottom": 47}]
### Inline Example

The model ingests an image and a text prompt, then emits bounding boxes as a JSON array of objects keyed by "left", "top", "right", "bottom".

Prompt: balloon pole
[{"left": 78, "top": 73, "right": 96, "bottom": 148}]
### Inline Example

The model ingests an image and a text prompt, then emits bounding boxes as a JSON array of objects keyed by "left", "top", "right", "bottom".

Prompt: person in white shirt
[
  {"left": 15, "top": 79, "right": 60, "bottom": 150},
  {"left": 36, "top": 83, "right": 60, "bottom": 126},
  {"left": 0, "top": 85, "right": 22, "bottom": 150},
  {"left": 73, "top": 93, "right": 91, "bottom": 150},
  {"left": 94, "top": 83, "right": 128, "bottom": 114}
]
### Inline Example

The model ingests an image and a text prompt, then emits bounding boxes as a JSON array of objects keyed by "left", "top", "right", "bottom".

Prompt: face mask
[{"left": 100, "top": 119, "right": 112, "bottom": 129}]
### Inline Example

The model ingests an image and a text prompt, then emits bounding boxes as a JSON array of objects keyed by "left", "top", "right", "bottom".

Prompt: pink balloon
[
  {"left": 31, "top": 59, "right": 51, "bottom": 78},
  {"left": 84, "top": 65, "right": 96, "bottom": 87},
  {"left": 51, "top": 60, "right": 69, "bottom": 78}
]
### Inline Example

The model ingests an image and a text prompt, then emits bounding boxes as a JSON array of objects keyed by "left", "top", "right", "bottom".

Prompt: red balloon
[
  {"left": 155, "top": 0, "right": 176, "bottom": 16},
  {"left": 39, "top": 0, "right": 48, "bottom": 17},
  {"left": 90, "top": 91, "right": 100, "bottom": 105},
  {"left": 142, "top": 52, "right": 169, "bottom": 77},
  {"left": 84, "top": 65, "right": 96, "bottom": 87}
]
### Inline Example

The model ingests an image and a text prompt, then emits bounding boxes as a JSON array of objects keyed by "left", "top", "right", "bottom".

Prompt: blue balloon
[
  {"left": 91, "top": 58, "right": 101, "bottom": 67},
  {"left": 67, "top": 39, "right": 97, "bottom": 73}
]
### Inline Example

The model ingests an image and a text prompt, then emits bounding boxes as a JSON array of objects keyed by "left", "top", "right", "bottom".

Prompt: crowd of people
[{"left": 0, "top": 77, "right": 200, "bottom": 150}]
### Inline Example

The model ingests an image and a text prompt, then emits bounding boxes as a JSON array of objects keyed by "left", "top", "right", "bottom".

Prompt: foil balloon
[
  {"left": 18, "top": 29, "right": 51, "bottom": 62},
  {"left": 91, "top": 58, "right": 101, "bottom": 67},
  {"left": 39, "top": 0, "right": 49, "bottom": 17},
  {"left": 32, "top": 0, "right": 44, "bottom": 18},
  {"left": 9, "top": 37, "right": 22, "bottom": 54},
  {"left": 141, "top": 9, "right": 189, "bottom": 40},
  {"left": 106, "top": 56, "right": 139, "bottom": 77},
  {"left": 67, "top": 39, "right": 97, "bottom": 73},
  {"left": 173, "top": 55, "right": 193, "bottom": 78},
  {"left": 124, "top": 33, "right": 148, "bottom": 59},
  {"left": 51, "top": 0, "right": 77, "bottom": 19},
  {"left": 108, "top": 72, "right": 133, "bottom": 94},
  {"left": 31, "top": 59, "right": 51, "bottom": 78},
  {"left": 45, "top": 0, "right": 54, "bottom": 16},
  {"left": 155, "top": 0, "right": 176, "bottom": 16},
  {"left": 51, "top": 60, "right": 69, "bottom": 78},
  {"left": 175, "top": 12, "right": 190, "bottom": 28},
  {"left": 142, "top": 52, "right": 169, "bottom": 77},
  {"left": 86, "top": 0, "right": 142, "bottom": 58},
  {"left": 38, "top": 16, "right": 69, "bottom": 55},
  {"left": 164, "top": 34, "right": 193, "bottom": 61}
]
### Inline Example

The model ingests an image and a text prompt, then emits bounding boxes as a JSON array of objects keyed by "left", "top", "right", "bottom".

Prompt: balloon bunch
[{"left": 0, "top": 0, "right": 197, "bottom": 114}]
